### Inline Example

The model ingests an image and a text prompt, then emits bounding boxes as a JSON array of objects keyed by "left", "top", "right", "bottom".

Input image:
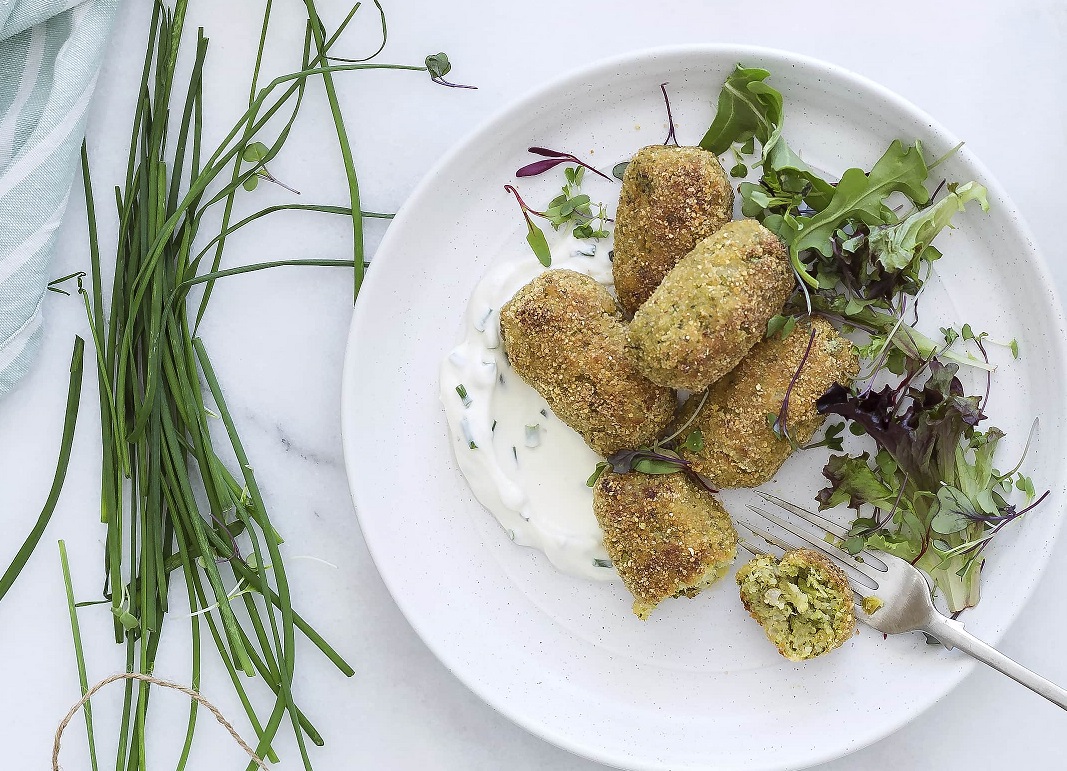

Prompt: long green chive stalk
[
  {"left": 7, "top": 1, "right": 463, "bottom": 767},
  {"left": 0, "top": 339, "right": 84, "bottom": 603},
  {"left": 59, "top": 539, "right": 99, "bottom": 771}
]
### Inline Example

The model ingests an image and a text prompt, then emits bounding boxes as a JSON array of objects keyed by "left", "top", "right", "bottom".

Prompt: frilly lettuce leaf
[{"left": 868, "top": 181, "right": 989, "bottom": 271}]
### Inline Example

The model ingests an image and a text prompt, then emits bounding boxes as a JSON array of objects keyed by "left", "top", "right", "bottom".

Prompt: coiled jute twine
[{"left": 53, "top": 672, "right": 269, "bottom": 770}]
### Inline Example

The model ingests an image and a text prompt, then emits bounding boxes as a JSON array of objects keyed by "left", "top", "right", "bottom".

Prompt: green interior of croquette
[
  {"left": 674, "top": 559, "right": 733, "bottom": 599},
  {"left": 738, "top": 558, "right": 849, "bottom": 660}
]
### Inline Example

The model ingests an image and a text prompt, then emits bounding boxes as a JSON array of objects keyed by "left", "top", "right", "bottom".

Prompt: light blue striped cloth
[{"left": 0, "top": 0, "right": 119, "bottom": 397}]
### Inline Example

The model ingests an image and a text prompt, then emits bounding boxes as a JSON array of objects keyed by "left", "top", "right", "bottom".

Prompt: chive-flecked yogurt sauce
[{"left": 439, "top": 237, "right": 619, "bottom": 581}]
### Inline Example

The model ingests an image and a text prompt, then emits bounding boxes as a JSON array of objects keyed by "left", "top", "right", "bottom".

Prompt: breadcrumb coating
[
  {"left": 593, "top": 470, "right": 737, "bottom": 619},
  {"left": 676, "top": 317, "right": 859, "bottom": 488},
  {"left": 626, "top": 220, "right": 793, "bottom": 391},
  {"left": 499, "top": 269, "right": 675, "bottom": 456},
  {"left": 612, "top": 145, "right": 733, "bottom": 315}
]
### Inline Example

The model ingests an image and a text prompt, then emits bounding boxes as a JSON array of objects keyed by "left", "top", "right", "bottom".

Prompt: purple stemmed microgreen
[
  {"left": 504, "top": 184, "right": 552, "bottom": 266},
  {"left": 516, "top": 147, "right": 613, "bottom": 181},
  {"left": 660, "top": 83, "right": 678, "bottom": 146},
  {"left": 424, "top": 53, "right": 477, "bottom": 89},
  {"left": 767, "top": 325, "right": 817, "bottom": 449},
  {"left": 592, "top": 442, "right": 718, "bottom": 495}
]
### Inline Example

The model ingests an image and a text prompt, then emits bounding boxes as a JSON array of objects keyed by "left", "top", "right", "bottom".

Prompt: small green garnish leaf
[
  {"left": 842, "top": 536, "right": 866, "bottom": 555},
  {"left": 586, "top": 461, "right": 610, "bottom": 487},
  {"left": 111, "top": 607, "right": 140, "bottom": 632},
  {"left": 633, "top": 458, "right": 683, "bottom": 475},
  {"left": 242, "top": 141, "right": 269, "bottom": 164},
  {"left": 1016, "top": 474, "right": 1035, "bottom": 499},
  {"left": 242, "top": 175, "right": 259, "bottom": 191},
  {"left": 612, "top": 161, "right": 629, "bottom": 180},
  {"left": 424, "top": 52, "right": 452, "bottom": 79},
  {"left": 680, "top": 428, "right": 704, "bottom": 453},
  {"left": 868, "top": 181, "right": 989, "bottom": 272},
  {"left": 766, "top": 314, "right": 797, "bottom": 340},
  {"left": 730, "top": 162, "right": 747, "bottom": 178},
  {"left": 526, "top": 222, "right": 552, "bottom": 266},
  {"left": 1010, "top": 339, "right": 1020, "bottom": 359}
]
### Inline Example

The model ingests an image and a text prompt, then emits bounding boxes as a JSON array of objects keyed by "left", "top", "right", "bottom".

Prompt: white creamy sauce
[{"left": 440, "top": 236, "right": 620, "bottom": 581}]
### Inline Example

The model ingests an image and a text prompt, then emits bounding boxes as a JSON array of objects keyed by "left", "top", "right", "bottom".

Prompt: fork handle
[{"left": 925, "top": 616, "right": 1067, "bottom": 711}]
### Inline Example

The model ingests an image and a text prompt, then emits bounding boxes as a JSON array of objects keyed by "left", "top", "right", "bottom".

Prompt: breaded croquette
[
  {"left": 612, "top": 146, "right": 733, "bottom": 315},
  {"left": 737, "top": 549, "right": 856, "bottom": 661},
  {"left": 626, "top": 220, "right": 793, "bottom": 391},
  {"left": 592, "top": 470, "right": 737, "bottom": 619},
  {"left": 499, "top": 269, "right": 675, "bottom": 456},
  {"left": 675, "top": 317, "right": 858, "bottom": 488}
]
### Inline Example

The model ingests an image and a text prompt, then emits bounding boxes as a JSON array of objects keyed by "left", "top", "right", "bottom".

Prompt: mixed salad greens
[{"left": 702, "top": 66, "right": 1043, "bottom": 612}]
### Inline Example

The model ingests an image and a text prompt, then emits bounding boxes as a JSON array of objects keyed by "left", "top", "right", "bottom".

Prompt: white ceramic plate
[{"left": 341, "top": 46, "right": 1067, "bottom": 770}]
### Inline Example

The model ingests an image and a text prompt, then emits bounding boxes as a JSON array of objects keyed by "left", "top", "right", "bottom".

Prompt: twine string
[{"left": 53, "top": 672, "right": 269, "bottom": 770}]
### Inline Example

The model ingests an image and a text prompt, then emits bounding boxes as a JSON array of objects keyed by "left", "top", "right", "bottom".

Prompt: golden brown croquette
[
  {"left": 499, "top": 269, "right": 675, "bottom": 456},
  {"left": 592, "top": 470, "right": 737, "bottom": 619},
  {"left": 612, "top": 146, "right": 733, "bottom": 315},
  {"left": 626, "top": 220, "right": 793, "bottom": 391},
  {"left": 675, "top": 317, "right": 859, "bottom": 488}
]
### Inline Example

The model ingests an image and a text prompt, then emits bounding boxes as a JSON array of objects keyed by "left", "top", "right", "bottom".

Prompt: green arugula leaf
[
  {"left": 699, "top": 66, "right": 781, "bottom": 154},
  {"left": 791, "top": 140, "right": 930, "bottom": 281}
]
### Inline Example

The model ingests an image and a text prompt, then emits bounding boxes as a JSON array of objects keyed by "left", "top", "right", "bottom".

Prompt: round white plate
[{"left": 341, "top": 46, "right": 1067, "bottom": 770}]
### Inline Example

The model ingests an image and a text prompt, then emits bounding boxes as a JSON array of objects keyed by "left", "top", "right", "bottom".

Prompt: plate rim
[{"left": 341, "top": 43, "right": 1067, "bottom": 771}]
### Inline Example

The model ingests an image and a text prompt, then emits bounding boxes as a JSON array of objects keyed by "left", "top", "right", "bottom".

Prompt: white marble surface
[{"left": 1, "top": 1, "right": 1065, "bottom": 769}]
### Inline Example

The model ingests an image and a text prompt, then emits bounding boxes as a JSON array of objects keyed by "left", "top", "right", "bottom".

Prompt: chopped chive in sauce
[
  {"left": 491, "top": 420, "right": 497, "bottom": 432},
  {"left": 593, "top": 558, "right": 613, "bottom": 568},
  {"left": 460, "top": 417, "right": 476, "bottom": 448},
  {"left": 512, "top": 446, "right": 518, "bottom": 463},
  {"left": 456, "top": 384, "right": 472, "bottom": 407},
  {"left": 539, "top": 408, "right": 548, "bottom": 418}
]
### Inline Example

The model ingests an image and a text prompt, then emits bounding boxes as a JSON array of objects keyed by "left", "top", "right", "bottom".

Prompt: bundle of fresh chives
[{"left": 0, "top": 0, "right": 462, "bottom": 767}]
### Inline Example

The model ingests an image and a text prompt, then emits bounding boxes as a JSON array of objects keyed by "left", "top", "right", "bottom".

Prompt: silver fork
[{"left": 742, "top": 490, "right": 1067, "bottom": 711}]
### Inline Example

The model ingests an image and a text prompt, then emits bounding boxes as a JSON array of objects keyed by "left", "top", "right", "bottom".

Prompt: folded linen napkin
[{"left": 0, "top": 0, "right": 119, "bottom": 397}]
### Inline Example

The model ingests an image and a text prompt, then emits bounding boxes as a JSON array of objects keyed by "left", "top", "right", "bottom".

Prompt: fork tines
[{"left": 742, "top": 494, "right": 886, "bottom": 591}]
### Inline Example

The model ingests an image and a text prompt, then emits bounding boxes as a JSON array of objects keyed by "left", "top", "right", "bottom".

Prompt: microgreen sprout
[
  {"left": 424, "top": 52, "right": 477, "bottom": 89},
  {"left": 241, "top": 141, "right": 301, "bottom": 194},
  {"left": 541, "top": 167, "right": 611, "bottom": 239},
  {"left": 612, "top": 161, "right": 629, "bottom": 181},
  {"left": 515, "top": 147, "right": 612, "bottom": 181},
  {"left": 504, "top": 184, "right": 552, "bottom": 266},
  {"left": 456, "top": 383, "right": 471, "bottom": 407}
]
